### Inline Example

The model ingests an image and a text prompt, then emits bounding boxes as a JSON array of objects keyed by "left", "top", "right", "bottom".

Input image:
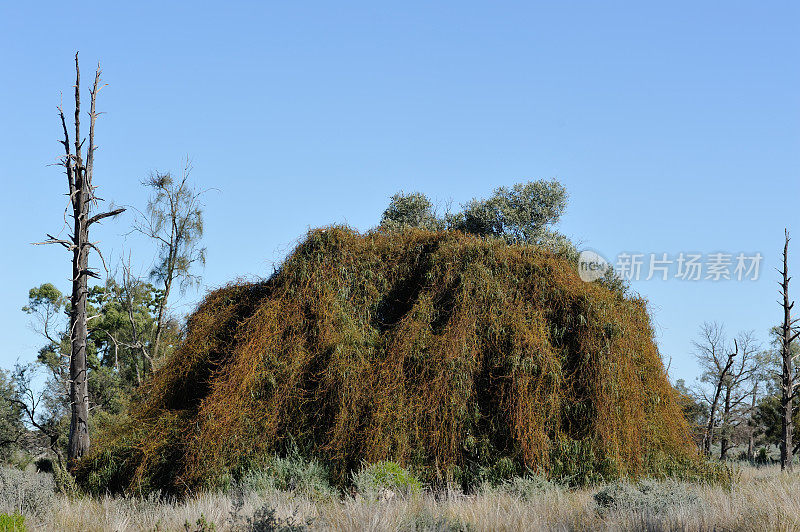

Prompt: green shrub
[
  {"left": 0, "top": 513, "right": 24, "bottom": 532},
  {"left": 183, "top": 513, "right": 215, "bottom": 531},
  {"left": 645, "top": 452, "right": 736, "bottom": 486},
  {"left": 352, "top": 461, "right": 423, "bottom": 499},
  {"left": 497, "top": 475, "right": 560, "bottom": 500},
  {"left": 0, "top": 466, "right": 54, "bottom": 516},
  {"left": 593, "top": 479, "right": 699, "bottom": 515},
  {"left": 238, "top": 454, "right": 335, "bottom": 500}
]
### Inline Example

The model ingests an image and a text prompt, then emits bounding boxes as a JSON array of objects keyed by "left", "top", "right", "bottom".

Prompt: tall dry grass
[{"left": 13, "top": 464, "right": 800, "bottom": 531}]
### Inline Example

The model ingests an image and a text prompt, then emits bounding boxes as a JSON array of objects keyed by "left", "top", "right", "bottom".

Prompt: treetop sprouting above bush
[{"left": 380, "top": 179, "right": 569, "bottom": 247}]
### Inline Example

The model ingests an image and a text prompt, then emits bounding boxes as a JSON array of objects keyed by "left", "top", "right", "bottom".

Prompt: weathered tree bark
[
  {"left": 779, "top": 230, "right": 798, "bottom": 471},
  {"left": 720, "top": 382, "right": 732, "bottom": 460},
  {"left": 37, "top": 53, "right": 124, "bottom": 466}
]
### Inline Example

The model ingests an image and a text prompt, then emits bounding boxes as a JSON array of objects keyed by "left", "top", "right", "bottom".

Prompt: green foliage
[
  {"left": 16, "top": 278, "right": 168, "bottom": 462},
  {"left": 381, "top": 192, "right": 441, "bottom": 232},
  {"left": 380, "top": 180, "right": 573, "bottom": 256},
  {"left": 237, "top": 454, "right": 335, "bottom": 500},
  {"left": 593, "top": 479, "right": 699, "bottom": 515},
  {"left": 142, "top": 169, "right": 207, "bottom": 294},
  {"left": 184, "top": 514, "right": 215, "bottom": 532},
  {"left": 642, "top": 452, "right": 736, "bottom": 485},
  {"left": 0, "top": 513, "right": 25, "bottom": 532},
  {"left": 0, "top": 466, "right": 54, "bottom": 516},
  {"left": 496, "top": 474, "right": 561, "bottom": 500},
  {"left": 450, "top": 179, "right": 567, "bottom": 244},
  {"left": 352, "top": 461, "right": 423, "bottom": 499},
  {"left": 0, "top": 372, "right": 24, "bottom": 462}
]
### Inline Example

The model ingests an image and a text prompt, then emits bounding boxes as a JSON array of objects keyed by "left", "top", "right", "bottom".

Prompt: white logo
[{"left": 578, "top": 250, "right": 610, "bottom": 282}]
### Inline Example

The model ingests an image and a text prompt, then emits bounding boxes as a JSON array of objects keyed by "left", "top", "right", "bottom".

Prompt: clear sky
[{"left": 0, "top": 2, "right": 797, "bottom": 385}]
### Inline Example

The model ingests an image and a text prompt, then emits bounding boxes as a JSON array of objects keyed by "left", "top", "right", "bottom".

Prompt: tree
[
  {"left": 693, "top": 322, "right": 735, "bottom": 455},
  {"left": 379, "top": 179, "right": 571, "bottom": 253},
  {"left": 453, "top": 180, "right": 567, "bottom": 244},
  {"left": 92, "top": 262, "right": 175, "bottom": 383},
  {"left": 380, "top": 192, "right": 440, "bottom": 231},
  {"left": 0, "top": 371, "right": 25, "bottom": 461},
  {"left": 717, "top": 332, "right": 758, "bottom": 460},
  {"left": 134, "top": 163, "right": 206, "bottom": 365},
  {"left": 35, "top": 54, "right": 125, "bottom": 464},
  {"left": 18, "top": 278, "right": 165, "bottom": 463},
  {"left": 778, "top": 229, "right": 799, "bottom": 471}
]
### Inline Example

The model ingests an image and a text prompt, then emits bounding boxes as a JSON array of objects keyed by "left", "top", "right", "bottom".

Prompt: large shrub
[{"left": 77, "top": 227, "right": 698, "bottom": 494}]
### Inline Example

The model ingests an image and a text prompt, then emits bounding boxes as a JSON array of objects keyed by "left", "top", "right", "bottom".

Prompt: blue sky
[{"left": 0, "top": 1, "right": 797, "bottom": 385}]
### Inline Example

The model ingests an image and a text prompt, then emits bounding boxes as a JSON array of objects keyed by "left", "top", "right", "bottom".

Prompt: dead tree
[
  {"left": 779, "top": 229, "right": 799, "bottom": 471},
  {"left": 35, "top": 53, "right": 124, "bottom": 465}
]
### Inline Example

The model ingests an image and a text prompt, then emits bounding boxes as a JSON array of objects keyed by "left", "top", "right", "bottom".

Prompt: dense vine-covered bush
[{"left": 77, "top": 227, "right": 699, "bottom": 495}]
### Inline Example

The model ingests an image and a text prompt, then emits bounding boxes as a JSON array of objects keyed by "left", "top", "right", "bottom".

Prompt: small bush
[
  {"left": 0, "top": 466, "right": 54, "bottom": 516},
  {"left": 593, "top": 479, "right": 699, "bottom": 515},
  {"left": 352, "top": 461, "right": 423, "bottom": 499},
  {"left": 238, "top": 455, "right": 335, "bottom": 500},
  {"left": 184, "top": 513, "right": 215, "bottom": 531},
  {"left": 497, "top": 475, "right": 560, "bottom": 500},
  {"left": 0, "top": 513, "right": 24, "bottom": 532},
  {"left": 404, "top": 509, "right": 472, "bottom": 531},
  {"left": 242, "top": 504, "right": 310, "bottom": 532}
]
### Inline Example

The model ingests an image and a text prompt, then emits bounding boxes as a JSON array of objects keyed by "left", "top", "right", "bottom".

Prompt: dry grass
[{"left": 15, "top": 465, "right": 800, "bottom": 531}]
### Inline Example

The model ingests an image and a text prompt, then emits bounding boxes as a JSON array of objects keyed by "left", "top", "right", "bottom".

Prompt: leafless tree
[
  {"left": 718, "top": 331, "right": 758, "bottom": 460},
  {"left": 9, "top": 365, "right": 66, "bottom": 470},
  {"left": 693, "top": 322, "right": 736, "bottom": 455},
  {"left": 779, "top": 229, "right": 799, "bottom": 471},
  {"left": 34, "top": 53, "right": 125, "bottom": 465},
  {"left": 134, "top": 160, "right": 206, "bottom": 367}
]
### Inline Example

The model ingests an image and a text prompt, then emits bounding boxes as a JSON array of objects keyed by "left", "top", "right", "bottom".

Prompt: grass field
[{"left": 6, "top": 464, "right": 799, "bottom": 531}]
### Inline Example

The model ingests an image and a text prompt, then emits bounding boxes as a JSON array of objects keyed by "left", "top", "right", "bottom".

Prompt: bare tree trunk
[
  {"left": 720, "top": 384, "right": 732, "bottom": 460},
  {"left": 151, "top": 273, "right": 173, "bottom": 367},
  {"left": 747, "top": 382, "right": 757, "bottom": 462},
  {"left": 37, "top": 53, "right": 124, "bottom": 466},
  {"left": 67, "top": 55, "right": 91, "bottom": 464},
  {"left": 704, "top": 351, "right": 736, "bottom": 456},
  {"left": 780, "top": 230, "right": 798, "bottom": 471}
]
